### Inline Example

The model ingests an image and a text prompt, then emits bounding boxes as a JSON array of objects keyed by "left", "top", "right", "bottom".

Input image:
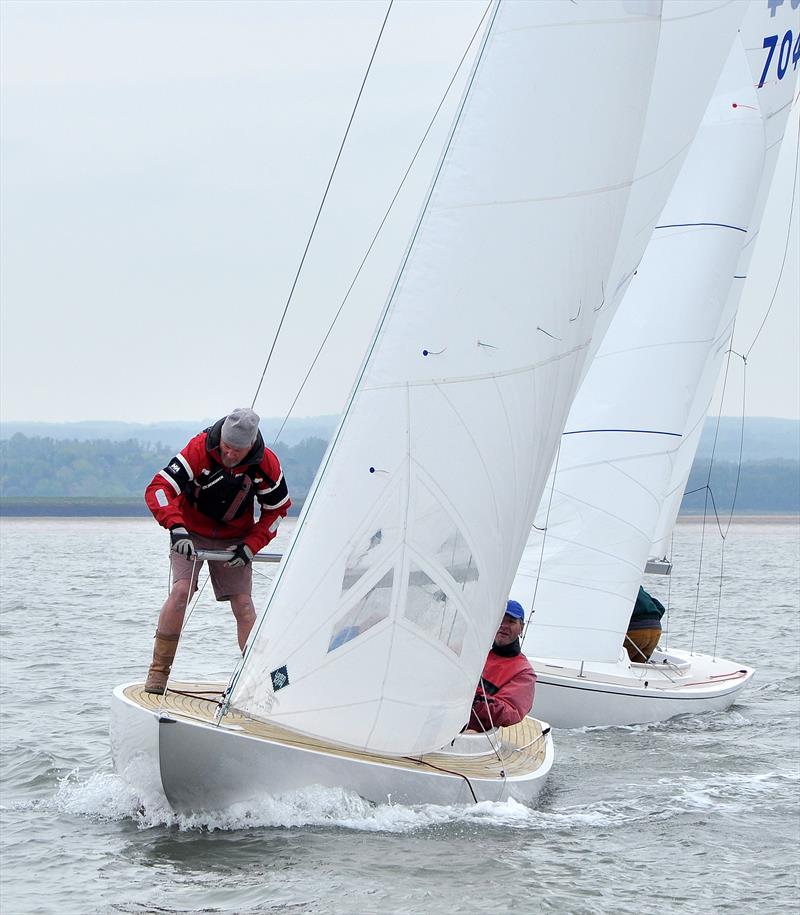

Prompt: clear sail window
[
  {"left": 403, "top": 564, "right": 466, "bottom": 656},
  {"left": 413, "top": 481, "right": 480, "bottom": 593},
  {"left": 328, "top": 570, "right": 394, "bottom": 653},
  {"left": 341, "top": 528, "right": 385, "bottom": 594}
]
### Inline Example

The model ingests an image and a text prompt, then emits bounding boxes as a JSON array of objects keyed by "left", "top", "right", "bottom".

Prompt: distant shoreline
[
  {"left": 676, "top": 513, "right": 799, "bottom": 524},
  {"left": 0, "top": 498, "right": 794, "bottom": 523}
]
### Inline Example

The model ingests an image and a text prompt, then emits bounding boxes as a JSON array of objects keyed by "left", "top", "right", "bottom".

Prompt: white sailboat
[
  {"left": 513, "top": 0, "right": 799, "bottom": 729},
  {"left": 111, "top": 0, "right": 746, "bottom": 811}
]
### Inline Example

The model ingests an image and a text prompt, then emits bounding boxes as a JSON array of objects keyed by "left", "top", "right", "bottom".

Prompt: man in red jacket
[
  {"left": 143, "top": 407, "right": 291, "bottom": 694},
  {"left": 466, "top": 600, "right": 536, "bottom": 731}
]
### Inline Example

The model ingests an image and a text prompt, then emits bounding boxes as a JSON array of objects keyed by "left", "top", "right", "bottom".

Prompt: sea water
[{"left": 0, "top": 517, "right": 798, "bottom": 914}]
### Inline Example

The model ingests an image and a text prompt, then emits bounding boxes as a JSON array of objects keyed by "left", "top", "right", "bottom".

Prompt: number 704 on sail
[{"left": 759, "top": 28, "right": 800, "bottom": 86}]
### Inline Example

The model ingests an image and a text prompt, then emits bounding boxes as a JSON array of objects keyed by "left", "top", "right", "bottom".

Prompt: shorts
[
  {"left": 170, "top": 534, "right": 253, "bottom": 602},
  {"left": 624, "top": 627, "right": 661, "bottom": 662}
]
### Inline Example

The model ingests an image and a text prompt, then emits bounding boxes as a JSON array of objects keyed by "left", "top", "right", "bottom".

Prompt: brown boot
[{"left": 144, "top": 630, "right": 179, "bottom": 694}]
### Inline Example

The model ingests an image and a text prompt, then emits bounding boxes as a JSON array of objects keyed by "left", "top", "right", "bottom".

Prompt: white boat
[
  {"left": 513, "top": 0, "right": 798, "bottom": 729},
  {"left": 111, "top": 0, "right": 746, "bottom": 811}
]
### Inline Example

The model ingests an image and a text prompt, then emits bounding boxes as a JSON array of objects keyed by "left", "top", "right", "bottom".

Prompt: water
[{"left": 1, "top": 517, "right": 798, "bottom": 914}]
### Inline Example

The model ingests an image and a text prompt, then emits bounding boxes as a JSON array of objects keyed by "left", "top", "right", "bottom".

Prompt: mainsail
[
  {"left": 229, "top": 0, "right": 745, "bottom": 755},
  {"left": 514, "top": 0, "right": 799, "bottom": 664}
]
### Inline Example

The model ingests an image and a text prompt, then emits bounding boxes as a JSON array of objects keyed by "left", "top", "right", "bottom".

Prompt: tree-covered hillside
[
  {"left": 680, "top": 459, "right": 800, "bottom": 515},
  {"left": 0, "top": 434, "right": 327, "bottom": 504},
  {"left": 1, "top": 433, "right": 797, "bottom": 514}
]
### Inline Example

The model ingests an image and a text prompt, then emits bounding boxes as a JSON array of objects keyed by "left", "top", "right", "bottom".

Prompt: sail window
[
  {"left": 403, "top": 564, "right": 467, "bottom": 656},
  {"left": 328, "top": 570, "right": 394, "bottom": 653},
  {"left": 413, "top": 482, "right": 480, "bottom": 595},
  {"left": 341, "top": 528, "right": 386, "bottom": 594}
]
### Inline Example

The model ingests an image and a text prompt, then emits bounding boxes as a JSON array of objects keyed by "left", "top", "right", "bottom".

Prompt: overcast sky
[{"left": 1, "top": 0, "right": 798, "bottom": 426}]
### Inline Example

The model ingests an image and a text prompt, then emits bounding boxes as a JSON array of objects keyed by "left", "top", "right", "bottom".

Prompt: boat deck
[{"left": 124, "top": 682, "right": 549, "bottom": 781}]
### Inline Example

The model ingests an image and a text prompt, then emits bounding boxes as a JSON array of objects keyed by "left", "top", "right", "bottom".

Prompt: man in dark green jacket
[{"left": 624, "top": 586, "right": 666, "bottom": 662}]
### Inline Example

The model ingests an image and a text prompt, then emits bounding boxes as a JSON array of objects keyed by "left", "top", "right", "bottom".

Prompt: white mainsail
[
  {"left": 514, "top": 1, "right": 799, "bottom": 664},
  {"left": 229, "top": 1, "right": 744, "bottom": 755}
]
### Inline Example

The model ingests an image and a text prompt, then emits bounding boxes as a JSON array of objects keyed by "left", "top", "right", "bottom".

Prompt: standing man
[
  {"left": 143, "top": 407, "right": 290, "bottom": 694},
  {"left": 466, "top": 600, "right": 537, "bottom": 731},
  {"left": 624, "top": 586, "right": 666, "bottom": 662}
]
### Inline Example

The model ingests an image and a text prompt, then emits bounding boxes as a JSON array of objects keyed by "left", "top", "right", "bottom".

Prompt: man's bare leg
[{"left": 229, "top": 593, "right": 257, "bottom": 651}]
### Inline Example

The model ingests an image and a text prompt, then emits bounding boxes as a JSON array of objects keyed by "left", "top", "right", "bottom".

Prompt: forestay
[
  {"left": 229, "top": 1, "right": 739, "bottom": 755},
  {"left": 514, "top": 0, "right": 798, "bottom": 664}
]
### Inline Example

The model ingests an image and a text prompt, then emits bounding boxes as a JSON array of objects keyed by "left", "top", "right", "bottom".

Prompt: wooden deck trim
[{"left": 124, "top": 682, "right": 547, "bottom": 780}]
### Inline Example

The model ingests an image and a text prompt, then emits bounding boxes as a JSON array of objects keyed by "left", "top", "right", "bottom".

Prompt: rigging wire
[
  {"left": 744, "top": 128, "right": 799, "bottom": 360},
  {"left": 270, "top": 0, "right": 494, "bottom": 446},
  {"left": 689, "top": 119, "right": 799, "bottom": 654},
  {"left": 689, "top": 333, "right": 736, "bottom": 655},
  {"left": 663, "top": 530, "right": 674, "bottom": 651},
  {"left": 250, "top": 0, "right": 395, "bottom": 411}
]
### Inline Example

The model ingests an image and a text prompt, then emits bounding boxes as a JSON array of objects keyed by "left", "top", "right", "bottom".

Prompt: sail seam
[
  {"left": 654, "top": 221, "right": 746, "bottom": 232},
  {"left": 362, "top": 343, "right": 588, "bottom": 391},
  {"left": 562, "top": 428, "right": 682, "bottom": 437},
  {"left": 433, "top": 137, "right": 693, "bottom": 212}
]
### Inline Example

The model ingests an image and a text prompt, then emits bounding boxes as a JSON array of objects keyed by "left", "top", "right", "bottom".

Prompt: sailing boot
[{"left": 144, "top": 630, "right": 179, "bottom": 694}]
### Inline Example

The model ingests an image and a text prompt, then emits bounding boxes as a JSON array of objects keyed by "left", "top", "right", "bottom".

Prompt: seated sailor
[{"left": 465, "top": 600, "right": 537, "bottom": 731}]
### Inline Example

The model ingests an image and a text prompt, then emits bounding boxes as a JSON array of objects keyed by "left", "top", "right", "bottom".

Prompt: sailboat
[
  {"left": 111, "top": 1, "right": 746, "bottom": 811},
  {"left": 512, "top": 0, "right": 799, "bottom": 729}
]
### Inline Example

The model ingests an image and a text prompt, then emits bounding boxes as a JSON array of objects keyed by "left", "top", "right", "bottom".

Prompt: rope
[
  {"left": 510, "top": 727, "right": 550, "bottom": 754},
  {"left": 623, "top": 636, "right": 681, "bottom": 685},
  {"left": 158, "top": 552, "right": 212, "bottom": 707},
  {"left": 403, "top": 756, "right": 478, "bottom": 804},
  {"left": 270, "top": 0, "right": 494, "bottom": 446},
  {"left": 251, "top": 0, "right": 395, "bottom": 410},
  {"left": 473, "top": 679, "right": 505, "bottom": 765}
]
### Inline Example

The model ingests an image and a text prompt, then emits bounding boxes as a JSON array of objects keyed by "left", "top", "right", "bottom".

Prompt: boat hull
[
  {"left": 110, "top": 683, "right": 554, "bottom": 811},
  {"left": 529, "top": 648, "right": 754, "bottom": 729}
]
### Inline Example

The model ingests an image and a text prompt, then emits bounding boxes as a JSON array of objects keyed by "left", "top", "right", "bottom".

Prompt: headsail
[
  {"left": 514, "top": 1, "right": 799, "bottom": 664},
  {"left": 650, "top": 0, "right": 800, "bottom": 557},
  {"left": 230, "top": 1, "right": 744, "bottom": 754}
]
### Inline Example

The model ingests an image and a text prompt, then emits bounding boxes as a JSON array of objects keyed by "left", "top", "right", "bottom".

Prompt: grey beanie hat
[{"left": 221, "top": 408, "right": 260, "bottom": 449}]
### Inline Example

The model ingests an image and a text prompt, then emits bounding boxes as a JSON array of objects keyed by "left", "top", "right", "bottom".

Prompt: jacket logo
[
  {"left": 270, "top": 666, "right": 289, "bottom": 692},
  {"left": 169, "top": 462, "right": 181, "bottom": 473}
]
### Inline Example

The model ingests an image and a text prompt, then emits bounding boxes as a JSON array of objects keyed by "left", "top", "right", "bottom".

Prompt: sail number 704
[{"left": 759, "top": 30, "right": 800, "bottom": 87}]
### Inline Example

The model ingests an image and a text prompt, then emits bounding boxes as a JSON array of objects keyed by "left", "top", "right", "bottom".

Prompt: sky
[{"left": 1, "top": 0, "right": 798, "bottom": 426}]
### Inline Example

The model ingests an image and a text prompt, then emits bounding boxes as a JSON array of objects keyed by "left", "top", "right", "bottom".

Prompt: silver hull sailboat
[
  {"left": 111, "top": 1, "right": 749, "bottom": 811},
  {"left": 112, "top": 683, "right": 554, "bottom": 810}
]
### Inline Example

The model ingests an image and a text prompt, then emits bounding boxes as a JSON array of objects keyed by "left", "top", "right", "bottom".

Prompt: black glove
[
  {"left": 170, "top": 526, "right": 195, "bottom": 558},
  {"left": 227, "top": 543, "right": 254, "bottom": 568}
]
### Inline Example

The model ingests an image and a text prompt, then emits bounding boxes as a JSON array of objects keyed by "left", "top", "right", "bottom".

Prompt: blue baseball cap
[{"left": 505, "top": 599, "right": 525, "bottom": 621}]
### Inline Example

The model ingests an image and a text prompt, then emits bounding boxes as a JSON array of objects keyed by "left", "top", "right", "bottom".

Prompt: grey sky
[{"left": 1, "top": 0, "right": 798, "bottom": 425}]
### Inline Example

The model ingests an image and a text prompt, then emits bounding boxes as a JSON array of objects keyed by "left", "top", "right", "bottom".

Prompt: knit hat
[
  {"left": 505, "top": 599, "right": 525, "bottom": 621},
  {"left": 221, "top": 408, "right": 260, "bottom": 448}
]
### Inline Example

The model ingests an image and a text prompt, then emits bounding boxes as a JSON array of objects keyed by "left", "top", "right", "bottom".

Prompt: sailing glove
[
  {"left": 169, "top": 526, "right": 195, "bottom": 558},
  {"left": 227, "top": 543, "right": 254, "bottom": 568}
]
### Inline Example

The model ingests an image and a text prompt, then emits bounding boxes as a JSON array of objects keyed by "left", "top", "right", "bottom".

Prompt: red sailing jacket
[
  {"left": 144, "top": 418, "right": 291, "bottom": 554},
  {"left": 467, "top": 645, "right": 536, "bottom": 731}
]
